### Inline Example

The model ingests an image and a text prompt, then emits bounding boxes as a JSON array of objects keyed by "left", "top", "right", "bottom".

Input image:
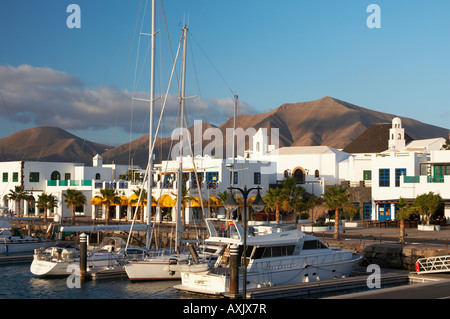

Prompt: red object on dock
[{"left": 415, "top": 262, "right": 421, "bottom": 273}]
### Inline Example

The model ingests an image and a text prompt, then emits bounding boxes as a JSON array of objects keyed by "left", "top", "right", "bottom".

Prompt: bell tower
[{"left": 388, "top": 117, "right": 405, "bottom": 151}]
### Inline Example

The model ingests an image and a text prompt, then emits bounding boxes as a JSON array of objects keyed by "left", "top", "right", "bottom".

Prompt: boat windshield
[
  {"left": 98, "top": 237, "right": 127, "bottom": 249},
  {"left": 205, "top": 218, "right": 244, "bottom": 241}
]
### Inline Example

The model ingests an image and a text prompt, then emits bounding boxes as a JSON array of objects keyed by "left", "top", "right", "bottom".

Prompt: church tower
[
  {"left": 93, "top": 154, "right": 103, "bottom": 167},
  {"left": 388, "top": 117, "right": 405, "bottom": 151},
  {"left": 252, "top": 128, "right": 269, "bottom": 158}
]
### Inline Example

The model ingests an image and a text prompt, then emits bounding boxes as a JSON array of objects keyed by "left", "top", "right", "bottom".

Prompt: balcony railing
[
  {"left": 47, "top": 180, "right": 92, "bottom": 187},
  {"left": 403, "top": 175, "right": 445, "bottom": 184},
  {"left": 403, "top": 176, "right": 420, "bottom": 183},
  {"left": 427, "top": 176, "right": 444, "bottom": 183}
]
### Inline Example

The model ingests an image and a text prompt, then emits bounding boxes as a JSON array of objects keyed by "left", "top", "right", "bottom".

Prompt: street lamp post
[{"left": 223, "top": 185, "right": 265, "bottom": 299}]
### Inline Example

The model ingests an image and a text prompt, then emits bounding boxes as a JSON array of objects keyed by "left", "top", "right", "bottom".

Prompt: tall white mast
[
  {"left": 231, "top": 94, "right": 238, "bottom": 183},
  {"left": 145, "top": 0, "right": 156, "bottom": 251},
  {"left": 175, "top": 25, "right": 188, "bottom": 252}
]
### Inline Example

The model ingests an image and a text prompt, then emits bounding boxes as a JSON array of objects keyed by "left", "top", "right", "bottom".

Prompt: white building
[
  {"left": 152, "top": 154, "right": 271, "bottom": 224},
  {"left": 1, "top": 118, "right": 448, "bottom": 224},
  {"left": 0, "top": 156, "right": 133, "bottom": 220},
  {"left": 343, "top": 117, "right": 449, "bottom": 222}
]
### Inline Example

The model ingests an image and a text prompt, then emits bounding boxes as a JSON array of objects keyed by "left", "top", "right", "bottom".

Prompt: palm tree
[
  {"left": 441, "top": 138, "right": 450, "bottom": 150},
  {"left": 303, "top": 195, "right": 322, "bottom": 223},
  {"left": 217, "top": 191, "right": 230, "bottom": 218},
  {"left": 414, "top": 192, "right": 442, "bottom": 226},
  {"left": 264, "top": 187, "right": 285, "bottom": 224},
  {"left": 97, "top": 188, "right": 120, "bottom": 225},
  {"left": 343, "top": 202, "right": 361, "bottom": 222},
  {"left": 36, "top": 193, "right": 58, "bottom": 223},
  {"left": 396, "top": 197, "right": 415, "bottom": 244},
  {"left": 63, "top": 189, "right": 86, "bottom": 224},
  {"left": 322, "top": 186, "right": 351, "bottom": 240},
  {"left": 281, "top": 176, "right": 306, "bottom": 220},
  {"left": 172, "top": 185, "right": 194, "bottom": 228},
  {"left": 7, "top": 186, "right": 28, "bottom": 217},
  {"left": 130, "top": 188, "right": 148, "bottom": 222}
]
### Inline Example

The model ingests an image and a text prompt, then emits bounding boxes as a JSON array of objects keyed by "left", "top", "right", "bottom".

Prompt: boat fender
[
  {"left": 4, "top": 245, "right": 8, "bottom": 253},
  {"left": 415, "top": 262, "right": 421, "bottom": 273},
  {"left": 169, "top": 258, "right": 178, "bottom": 265},
  {"left": 165, "top": 258, "right": 178, "bottom": 272}
]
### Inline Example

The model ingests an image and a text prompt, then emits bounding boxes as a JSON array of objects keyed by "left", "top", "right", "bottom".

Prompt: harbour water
[
  {"left": 0, "top": 261, "right": 198, "bottom": 299},
  {"left": 0, "top": 260, "right": 413, "bottom": 300}
]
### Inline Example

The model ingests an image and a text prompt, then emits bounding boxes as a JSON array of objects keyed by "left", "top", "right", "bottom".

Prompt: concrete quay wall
[{"left": 323, "top": 240, "right": 449, "bottom": 271}]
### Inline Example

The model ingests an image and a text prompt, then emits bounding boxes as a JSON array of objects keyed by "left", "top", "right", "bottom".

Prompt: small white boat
[
  {"left": 0, "top": 219, "right": 54, "bottom": 254},
  {"left": 124, "top": 251, "right": 190, "bottom": 281},
  {"left": 124, "top": 244, "right": 223, "bottom": 281},
  {"left": 174, "top": 218, "right": 363, "bottom": 296},
  {"left": 30, "top": 237, "right": 146, "bottom": 276}
]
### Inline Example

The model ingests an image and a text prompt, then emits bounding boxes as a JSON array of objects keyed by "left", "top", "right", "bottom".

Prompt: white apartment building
[{"left": 0, "top": 156, "right": 132, "bottom": 219}]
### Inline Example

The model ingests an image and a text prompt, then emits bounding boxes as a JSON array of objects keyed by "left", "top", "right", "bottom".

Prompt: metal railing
[{"left": 415, "top": 255, "right": 450, "bottom": 274}]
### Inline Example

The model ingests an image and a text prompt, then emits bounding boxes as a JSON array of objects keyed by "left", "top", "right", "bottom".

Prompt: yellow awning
[
  {"left": 208, "top": 196, "right": 222, "bottom": 207},
  {"left": 129, "top": 193, "right": 146, "bottom": 206},
  {"left": 90, "top": 196, "right": 102, "bottom": 205},
  {"left": 151, "top": 196, "right": 157, "bottom": 206},
  {"left": 160, "top": 194, "right": 175, "bottom": 207},
  {"left": 190, "top": 196, "right": 206, "bottom": 207},
  {"left": 121, "top": 195, "right": 129, "bottom": 206},
  {"left": 111, "top": 195, "right": 129, "bottom": 206}
]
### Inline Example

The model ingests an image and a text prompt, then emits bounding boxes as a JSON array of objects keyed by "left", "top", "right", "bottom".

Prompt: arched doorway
[
  {"left": 51, "top": 171, "right": 61, "bottom": 181},
  {"left": 292, "top": 167, "right": 305, "bottom": 184}
]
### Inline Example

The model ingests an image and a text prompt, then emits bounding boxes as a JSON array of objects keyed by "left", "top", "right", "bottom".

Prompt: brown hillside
[
  {"left": 0, "top": 126, "right": 110, "bottom": 164},
  {"left": 0, "top": 97, "right": 447, "bottom": 168}
]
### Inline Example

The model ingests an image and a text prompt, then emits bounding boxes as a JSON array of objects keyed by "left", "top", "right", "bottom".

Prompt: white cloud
[{"left": 0, "top": 64, "right": 259, "bottom": 137}]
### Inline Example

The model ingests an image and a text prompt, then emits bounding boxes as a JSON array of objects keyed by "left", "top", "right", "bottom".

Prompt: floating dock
[
  {"left": 239, "top": 271, "right": 413, "bottom": 299},
  {"left": 87, "top": 267, "right": 127, "bottom": 280},
  {"left": 0, "top": 255, "right": 33, "bottom": 265}
]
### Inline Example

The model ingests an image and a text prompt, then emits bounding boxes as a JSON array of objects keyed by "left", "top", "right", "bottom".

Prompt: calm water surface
[{"left": 0, "top": 262, "right": 202, "bottom": 299}]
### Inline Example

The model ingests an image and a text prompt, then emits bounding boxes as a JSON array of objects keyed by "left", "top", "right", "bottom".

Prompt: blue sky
[{"left": 0, "top": 0, "right": 449, "bottom": 147}]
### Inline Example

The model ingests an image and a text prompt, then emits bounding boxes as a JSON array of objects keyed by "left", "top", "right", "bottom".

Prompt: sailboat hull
[
  {"left": 0, "top": 241, "right": 54, "bottom": 254},
  {"left": 124, "top": 254, "right": 189, "bottom": 281}
]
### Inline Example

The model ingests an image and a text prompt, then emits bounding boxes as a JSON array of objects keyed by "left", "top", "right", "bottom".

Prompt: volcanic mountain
[
  {"left": 0, "top": 97, "right": 447, "bottom": 168},
  {"left": 100, "top": 97, "right": 448, "bottom": 167},
  {"left": 216, "top": 96, "right": 447, "bottom": 149},
  {"left": 0, "top": 126, "right": 110, "bottom": 165}
]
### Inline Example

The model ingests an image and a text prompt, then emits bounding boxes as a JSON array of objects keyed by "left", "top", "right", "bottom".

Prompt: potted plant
[
  {"left": 301, "top": 220, "right": 330, "bottom": 232},
  {"left": 414, "top": 192, "right": 442, "bottom": 231},
  {"left": 343, "top": 202, "right": 360, "bottom": 228}
]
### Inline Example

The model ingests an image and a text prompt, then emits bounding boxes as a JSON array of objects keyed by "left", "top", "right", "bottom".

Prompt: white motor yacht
[{"left": 174, "top": 218, "right": 362, "bottom": 296}]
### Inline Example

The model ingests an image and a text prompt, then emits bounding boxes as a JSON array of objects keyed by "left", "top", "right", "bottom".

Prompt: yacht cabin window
[
  {"left": 249, "top": 245, "right": 296, "bottom": 259},
  {"left": 302, "top": 240, "right": 328, "bottom": 250}
]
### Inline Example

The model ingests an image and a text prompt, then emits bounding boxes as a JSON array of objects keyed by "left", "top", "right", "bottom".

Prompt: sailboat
[{"left": 124, "top": 3, "right": 195, "bottom": 281}]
